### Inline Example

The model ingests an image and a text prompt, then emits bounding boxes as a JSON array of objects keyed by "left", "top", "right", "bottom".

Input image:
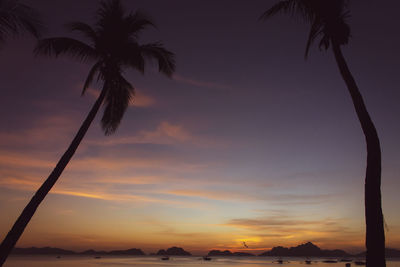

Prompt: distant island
[
  {"left": 11, "top": 246, "right": 187, "bottom": 256},
  {"left": 12, "top": 247, "right": 76, "bottom": 255},
  {"left": 11, "top": 243, "right": 400, "bottom": 258},
  {"left": 156, "top": 246, "right": 191, "bottom": 256},
  {"left": 259, "top": 242, "right": 350, "bottom": 257},
  {"left": 259, "top": 242, "right": 400, "bottom": 258},
  {"left": 12, "top": 247, "right": 145, "bottom": 256}
]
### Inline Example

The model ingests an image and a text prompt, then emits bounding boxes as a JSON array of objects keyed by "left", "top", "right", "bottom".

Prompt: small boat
[
  {"left": 94, "top": 256, "right": 101, "bottom": 259},
  {"left": 161, "top": 256, "right": 170, "bottom": 260},
  {"left": 305, "top": 260, "right": 312, "bottom": 264},
  {"left": 274, "top": 259, "right": 283, "bottom": 264},
  {"left": 203, "top": 256, "right": 212, "bottom": 261},
  {"left": 322, "top": 260, "right": 338, "bottom": 263},
  {"left": 354, "top": 261, "right": 366, "bottom": 265}
]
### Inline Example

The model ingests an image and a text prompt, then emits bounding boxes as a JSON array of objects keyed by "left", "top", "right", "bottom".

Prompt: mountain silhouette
[
  {"left": 259, "top": 242, "right": 350, "bottom": 257},
  {"left": 156, "top": 247, "right": 191, "bottom": 256}
]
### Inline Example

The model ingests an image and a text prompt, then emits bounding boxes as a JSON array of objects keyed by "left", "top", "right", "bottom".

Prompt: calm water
[{"left": 4, "top": 256, "right": 400, "bottom": 267}]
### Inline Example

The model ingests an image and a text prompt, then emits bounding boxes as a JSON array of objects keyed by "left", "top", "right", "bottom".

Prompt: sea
[{"left": 4, "top": 256, "right": 400, "bottom": 267}]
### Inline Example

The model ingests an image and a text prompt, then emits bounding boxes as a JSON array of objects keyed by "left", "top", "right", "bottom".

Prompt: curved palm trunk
[
  {"left": 0, "top": 88, "right": 107, "bottom": 266},
  {"left": 332, "top": 42, "right": 385, "bottom": 267}
]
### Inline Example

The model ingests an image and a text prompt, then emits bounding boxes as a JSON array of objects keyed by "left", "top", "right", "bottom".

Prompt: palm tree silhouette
[
  {"left": 0, "top": 0, "right": 175, "bottom": 265},
  {"left": 260, "top": 1, "right": 385, "bottom": 266},
  {"left": 0, "top": 0, "right": 42, "bottom": 45}
]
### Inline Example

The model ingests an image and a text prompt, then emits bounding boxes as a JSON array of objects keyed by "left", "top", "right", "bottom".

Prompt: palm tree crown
[
  {"left": 35, "top": 0, "right": 175, "bottom": 134},
  {"left": 0, "top": 0, "right": 42, "bottom": 44},
  {"left": 261, "top": 0, "right": 350, "bottom": 57}
]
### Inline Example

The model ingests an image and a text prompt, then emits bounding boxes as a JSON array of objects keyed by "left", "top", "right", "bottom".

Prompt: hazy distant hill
[
  {"left": 106, "top": 248, "right": 144, "bottom": 255},
  {"left": 208, "top": 250, "right": 254, "bottom": 256},
  {"left": 156, "top": 247, "right": 191, "bottom": 256},
  {"left": 259, "top": 242, "right": 351, "bottom": 257},
  {"left": 12, "top": 247, "right": 75, "bottom": 255},
  {"left": 13, "top": 247, "right": 144, "bottom": 256},
  {"left": 80, "top": 249, "right": 107, "bottom": 255}
]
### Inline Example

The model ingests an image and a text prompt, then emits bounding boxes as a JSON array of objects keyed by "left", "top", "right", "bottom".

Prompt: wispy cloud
[
  {"left": 0, "top": 153, "right": 55, "bottom": 169},
  {"left": 0, "top": 148, "right": 208, "bottom": 175},
  {"left": 0, "top": 172, "right": 209, "bottom": 208},
  {"left": 0, "top": 107, "right": 216, "bottom": 152},
  {"left": 0, "top": 147, "right": 337, "bottom": 211},
  {"left": 0, "top": 114, "right": 78, "bottom": 149},
  {"left": 222, "top": 215, "right": 360, "bottom": 249},
  {"left": 264, "top": 193, "right": 336, "bottom": 206},
  {"left": 166, "top": 186, "right": 335, "bottom": 205},
  {"left": 166, "top": 189, "right": 252, "bottom": 202},
  {"left": 86, "top": 121, "right": 214, "bottom": 147},
  {"left": 173, "top": 73, "right": 233, "bottom": 91},
  {"left": 85, "top": 87, "right": 156, "bottom": 108},
  {"left": 226, "top": 217, "right": 324, "bottom": 229}
]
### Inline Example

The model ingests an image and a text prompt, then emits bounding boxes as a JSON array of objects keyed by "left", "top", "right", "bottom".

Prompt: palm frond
[
  {"left": 34, "top": 37, "right": 98, "bottom": 62},
  {"left": 262, "top": 0, "right": 351, "bottom": 54},
  {"left": 97, "top": 0, "right": 124, "bottom": 30},
  {"left": 124, "top": 10, "right": 155, "bottom": 37},
  {"left": 101, "top": 74, "right": 134, "bottom": 135},
  {"left": 0, "top": 0, "right": 43, "bottom": 43},
  {"left": 140, "top": 42, "right": 176, "bottom": 77},
  {"left": 82, "top": 61, "right": 103, "bottom": 95},
  {"left": 121, "top": 42, "right": 145, "bottom": 73},
  {"left": 260, "top": 0, "right": 293, "bottom": 20},
  {"left": 336, "top": 12, "right": 351, "bottom": 45},
  {"left": 304, "top": 19, "right": 323, "bottom": 58},
  {"left": 260, "top": 0, "right": 314, "bottom": 22},
  {"left": 319, "top": 33, "right": 330, "bottom": 50},
  {"left": 66, "top": 22, "right": 98, "bottom": 44}
]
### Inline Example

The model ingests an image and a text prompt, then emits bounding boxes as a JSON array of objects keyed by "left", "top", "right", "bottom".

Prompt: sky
[{"left": 0, "top": 0, "right": 400, "bottom": 255}]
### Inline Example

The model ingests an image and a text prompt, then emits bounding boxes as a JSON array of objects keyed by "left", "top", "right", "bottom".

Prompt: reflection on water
[{"left": 4, "top": 256, "right": 400, "bottom": 267}]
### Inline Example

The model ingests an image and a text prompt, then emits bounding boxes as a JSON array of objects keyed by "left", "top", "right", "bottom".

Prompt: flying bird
[{"left": 243, "top": 241, "right": 249, "bottom": 248}]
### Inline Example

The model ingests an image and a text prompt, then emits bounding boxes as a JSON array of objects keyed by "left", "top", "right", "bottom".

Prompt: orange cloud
[
  {"left": 0, "top": 152, "right": 54, "bottom": 169},
  {"left": 131, "top": 91, "right": 156, "bottom": 107},
  {"left": 141, "top": 121, "right": 191, "bottom": 142},
  {"left": 85, "top": 87, "right": 156, "bottom": 108},
  {"left": 0, "top": 163, "right": 211, "bottom": 209},
  {"left": 0, "top": 114, "right": 79, "bottom": 149},
  {"left": 0, "top": 176, "right": 39, "bottom": 191},
  {"left": 86, "top": 121, "right": 211, "bottom": 147},
  {"left": 0, "top": 145, "right": 207, "bottom": 175},
  {"left": 0, "top": 174, "right": 209, "bottom": 208},
  {"left": 166, "top": 189, "right": 255, "bottom": 202}
]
